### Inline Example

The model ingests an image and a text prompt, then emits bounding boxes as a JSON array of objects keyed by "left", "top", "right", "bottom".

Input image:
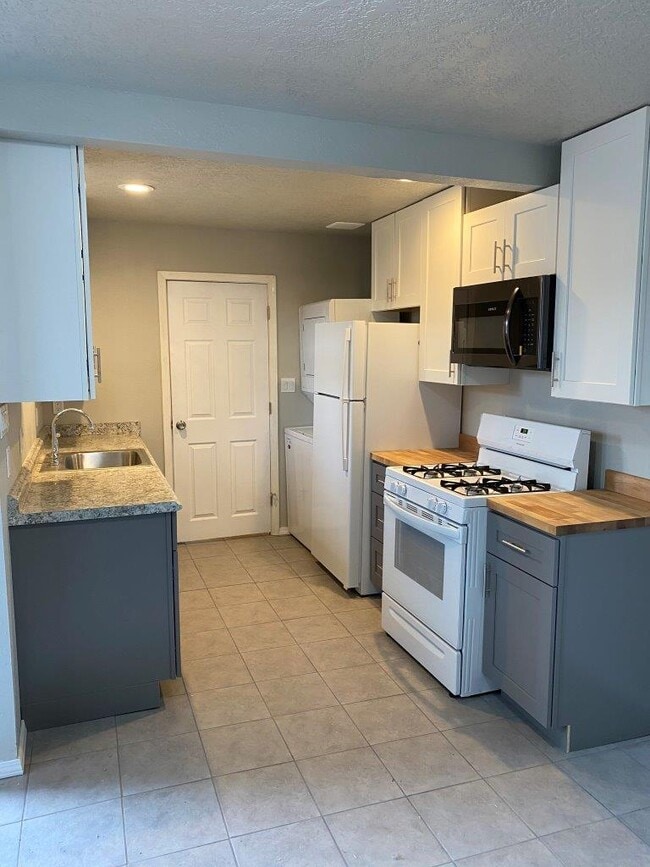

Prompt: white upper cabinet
[
  {"left": 504, "top": 187, "right": 559, "bottom": 278},
  {"left": 461, "top": 186, "right": 558, "bottom": 285},
  {"left": 419, "top": 187, "right": 510, "bottom": 387},
  {"left": 552, "top": 108, "right": 650, "bottom": 405},
  {"left": 371, "top": 214, "right": 396, "bottom": 311},
  {"left": 461, "top": 203, "right": 505, "bottom": 285},
  {"left": 419, "top": 188, "right": 463, "bottom": 384},
  {"left": 394, "top": 203, "right": 425, "bottom": 309},
  {"left": 371, "top": 202, "right": 424, "bottom": 311},
  {"left": 0, "top": 141, "right": 95, "bottom": 402}
]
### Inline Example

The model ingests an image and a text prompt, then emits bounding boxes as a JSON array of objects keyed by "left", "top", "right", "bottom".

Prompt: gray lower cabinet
[
  {"left": 370, "top": 461, "right": 386, "bottom": 589},
  {"left": 10, "top": 512, "right": 180, "bottom": 729},
  {"left": 484, "top": 511, "right": 650, "bottom": 751},
  {"left": 484, "top": 554, "right": 557, "bottom": 727}
]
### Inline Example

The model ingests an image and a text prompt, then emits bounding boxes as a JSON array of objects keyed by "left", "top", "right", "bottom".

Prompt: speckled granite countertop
[{"left": 8, "top": 422, "right": 181, "bottom": 526}]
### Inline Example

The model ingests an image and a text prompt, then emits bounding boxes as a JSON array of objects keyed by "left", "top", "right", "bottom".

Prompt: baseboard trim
[{"left": 0, "top": 720, "right": 27, "bottom": 778}]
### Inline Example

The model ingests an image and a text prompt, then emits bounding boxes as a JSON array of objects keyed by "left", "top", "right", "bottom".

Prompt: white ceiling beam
[{"left": 0, "top": 80, "right": 558, "bottom": 190}]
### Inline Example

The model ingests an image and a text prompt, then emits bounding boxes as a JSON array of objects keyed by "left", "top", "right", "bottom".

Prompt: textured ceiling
[
  {"left": 2, "top": 1, "right": 649, "bottom": 145},
  {"left": 84, "top": 149, "right": 446, "bottom": 232}
]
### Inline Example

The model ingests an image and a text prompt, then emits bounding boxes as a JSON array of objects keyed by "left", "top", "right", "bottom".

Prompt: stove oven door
[{"left": 383, "top": 494, "right": 467, "bottom": 649}]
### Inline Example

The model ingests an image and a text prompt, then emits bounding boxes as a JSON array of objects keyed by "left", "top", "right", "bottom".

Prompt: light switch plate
[
  {"left": 0, "top": 404, "right": 9, "bottom": 439},
  {"left": 280, "top": 378, "right": 296, "bottom": 393}
]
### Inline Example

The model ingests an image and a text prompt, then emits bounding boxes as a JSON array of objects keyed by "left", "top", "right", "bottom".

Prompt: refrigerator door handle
[
  {"left": 341, "top": 398, "right": 350, "bottom": 472},
  {"left": 342, "top": 326, "right": 352, "bottom": 401}
]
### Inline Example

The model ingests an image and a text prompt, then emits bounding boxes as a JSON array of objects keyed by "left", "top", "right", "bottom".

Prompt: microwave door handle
[
  {"left": 503, "top": 284, "right": 521, "bottom": 367},
  {"left": 384, "top": 495, "right": 466, "bottom": 543}
]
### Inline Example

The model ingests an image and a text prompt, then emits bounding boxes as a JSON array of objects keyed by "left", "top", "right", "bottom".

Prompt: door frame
[{"left": 157, "top": 270, "right": 280, "bottom": 536}]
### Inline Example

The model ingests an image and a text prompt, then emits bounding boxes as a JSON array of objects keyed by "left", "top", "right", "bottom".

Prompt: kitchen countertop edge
[
  {"left": 488, "top": 490, "right": 650, "bottom": 537},
  {"left": 370, "top": 446, "right": 479, "bottom": 468}
]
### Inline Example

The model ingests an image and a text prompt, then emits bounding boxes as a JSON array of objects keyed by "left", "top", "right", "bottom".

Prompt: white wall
[
  {"left": 75, "top": 219, "right": 370, "bottom": 525},
  {"left": 462, "top": 371, "right": 650, "bottom": 485},
  {"left": 0, "top": 403, "right": 37, "bottom": 768}
]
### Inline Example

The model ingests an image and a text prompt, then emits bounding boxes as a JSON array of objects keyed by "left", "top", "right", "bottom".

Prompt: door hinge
[
  {"left": 270, "top": 492, "right": 277, "bottom": 506},
  {"left": 267, "top": 306, "right": 271, "bottom": 321},
  {"left": 269, "top": 401, "right": 272, "bottom": 415}
]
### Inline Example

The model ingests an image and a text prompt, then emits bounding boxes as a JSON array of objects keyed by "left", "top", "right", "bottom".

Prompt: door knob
[{"left": 175, "top": 420, "right": 187, "bottom": 431}]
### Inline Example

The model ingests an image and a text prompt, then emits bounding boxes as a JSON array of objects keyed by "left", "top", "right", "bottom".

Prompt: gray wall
[
  {"left": 462, "top": 371, "right": 650, "bottom": 486},
  {"left": 79, "top": 219, "right": 370, "bottom": 525}
]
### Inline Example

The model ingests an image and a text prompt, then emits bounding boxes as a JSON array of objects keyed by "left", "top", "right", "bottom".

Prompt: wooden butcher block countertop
[
  {"left": 488, "top": 470, "right": 650, "bottom": 537},
  {"left": 371, "top": 435, "right": 478, "bottom": 468}
]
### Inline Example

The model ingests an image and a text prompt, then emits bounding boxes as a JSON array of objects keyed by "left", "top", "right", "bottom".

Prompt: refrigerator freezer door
[
  {"left": 311, "top": 393, "right": 366, "bottom": 589},
  {"left": 314, "top": 320, "right": 368, "bottom": 400}
]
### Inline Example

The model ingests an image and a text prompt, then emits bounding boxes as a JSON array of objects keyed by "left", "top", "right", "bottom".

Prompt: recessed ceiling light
[
  {"left": 398, "top": 178, "right": 416, "bottom": 183},
  {"left": 326, "top": 221, "right": 365, "bottom": 230},
  {"left": 118, "top": 183, "right": 155, "bottom": 194}
]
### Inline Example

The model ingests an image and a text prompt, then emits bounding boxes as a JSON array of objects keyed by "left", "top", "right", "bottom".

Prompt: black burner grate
[{"left": 403, "top": 463, "right": 502, "bottom": 479}]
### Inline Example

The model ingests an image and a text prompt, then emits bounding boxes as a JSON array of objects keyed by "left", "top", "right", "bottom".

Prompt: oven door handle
[
  {"left": 384, "top": 495, "right": 466, "bottom": 543},
  {"left": 503, "top": 284, "right": 521, "bottom": 367}
]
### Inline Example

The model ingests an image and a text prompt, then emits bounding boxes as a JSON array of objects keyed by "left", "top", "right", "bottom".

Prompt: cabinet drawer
[
  {"left": 371, "top": 537, "right": 383, "bottom": 590},
  {"left": 371, "top": 461, "right": 387, "bottom": 496},
  {"left": 371, "top": 492, "right": 384, "bottom": 543},
  {"left": 487, "top": 513, "right": 559, "bottom": 586}
]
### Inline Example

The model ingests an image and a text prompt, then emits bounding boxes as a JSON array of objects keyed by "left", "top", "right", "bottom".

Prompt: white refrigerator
[{"left": 311, "top": 321, "right": 462, "bottom": 595}]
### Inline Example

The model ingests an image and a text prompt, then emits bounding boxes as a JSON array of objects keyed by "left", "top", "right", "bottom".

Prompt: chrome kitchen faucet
[{"left": 51, "top": 408, "right": 95, "bottom": 465}]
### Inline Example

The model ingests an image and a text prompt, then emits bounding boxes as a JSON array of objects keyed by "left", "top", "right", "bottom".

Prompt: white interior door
[{"left": 168, "top": 280, "right": 271, "bottom": 541}]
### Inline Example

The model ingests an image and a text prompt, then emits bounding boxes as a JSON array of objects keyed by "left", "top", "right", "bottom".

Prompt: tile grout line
[{"left": 114, "top": 715, "right": 130, "bottom": 867}]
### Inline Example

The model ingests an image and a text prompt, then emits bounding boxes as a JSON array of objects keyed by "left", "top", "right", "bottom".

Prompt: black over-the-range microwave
[{"left": 450, "top": 275, "right": 555, "bottom": 370}]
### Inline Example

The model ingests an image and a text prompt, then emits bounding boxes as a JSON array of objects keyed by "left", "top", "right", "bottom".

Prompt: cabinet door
[
  {"left": 419, "top": 187, "right": 463, "bottom": 384},
  {"left": 552, "top": 108, "right": 649, "bottom": 405},
  {"left": 504, "top": 186, "right": 559, "bottom": 278},
  {"left": 461, "top": 203, "right": 506, "bottom": 285},
  {"left": 300, "top": 314, "right": 326, "bottom": 393},
  {"left": 0, "top": 141, "right": 94, "bottom": 402},
  {"left": 393, "top": 201, "right": 425, "bottom": 308},
  {"left": 483, "top": 554, "right": 556, "bottom": 727},
  {"left": 371, "top": 214, "right": 395, "bottom": 311}
]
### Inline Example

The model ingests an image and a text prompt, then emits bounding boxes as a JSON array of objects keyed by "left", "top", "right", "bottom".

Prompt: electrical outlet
[
  {"left": 0, "top": 404, "right": 8, "bottom": 439},
  {"left": 53, "top": 401, "right": 65, "bottom": 414},
  {"left": 280, "top": 378, "right": 296, "bottom": 393}
]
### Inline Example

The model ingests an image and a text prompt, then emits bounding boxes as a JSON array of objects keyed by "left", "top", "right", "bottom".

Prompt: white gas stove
[{"left": 381, "top": 414, "right": 591, "bottom": 697}]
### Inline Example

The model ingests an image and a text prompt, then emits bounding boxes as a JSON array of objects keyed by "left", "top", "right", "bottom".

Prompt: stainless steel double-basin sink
[{"left": 43, "top": 449, "right": 151, "bottom": 472}]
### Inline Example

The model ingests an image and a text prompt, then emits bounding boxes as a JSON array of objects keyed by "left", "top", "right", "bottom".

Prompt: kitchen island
[{"left": 8, "top": 422, "right": 181, "bottom": 729}]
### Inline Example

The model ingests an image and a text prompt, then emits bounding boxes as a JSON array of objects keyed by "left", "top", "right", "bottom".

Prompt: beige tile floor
[{"left": 5, "top": 535, "right": 650, "bottom": 865}]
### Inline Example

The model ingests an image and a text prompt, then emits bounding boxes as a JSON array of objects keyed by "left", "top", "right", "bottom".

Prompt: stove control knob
[
  {"left": 436, "top": 501, "right": 448, "bottom": 515},
  {"left": 394, "top": 482, "right": 407, "bottom": 497},
  {"left": 427, "top": 497, "right": 439, "bottom": 511}
]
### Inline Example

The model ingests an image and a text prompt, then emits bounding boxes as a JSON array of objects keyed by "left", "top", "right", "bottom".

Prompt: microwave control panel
[{"left": 520, "top": 299, "right": 538, "bottom": 353}]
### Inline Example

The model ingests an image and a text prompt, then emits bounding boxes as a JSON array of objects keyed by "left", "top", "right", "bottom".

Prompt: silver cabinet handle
[
  {"left": 503, "top": 239, "right": 512, "bottom": 272},
  {"left": 93, "top": 346, "right": 102, "bottom": 383},
  {"left": 176, "top": 420, "right": 187, "bottom": 431},
  {"left": 392, "top": 278, "right": 398, "bottom": 302},
  {"left": 386, "top": 278, "right": 391, "bottom": 302},
  {"left": 493, "top": 240, "right": 503, "bottom": 274},
  {"left": 484, "top": 562, "right": 492, "bottom": 597},
  {"left": 501, "top": 538, "right": 528, "bottom": 555}
]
